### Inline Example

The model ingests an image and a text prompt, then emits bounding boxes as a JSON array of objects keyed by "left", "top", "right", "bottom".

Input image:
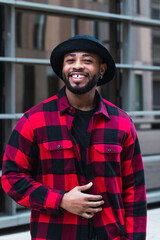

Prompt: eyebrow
[{"left": 65, "top": 52, "right": 95, "bottom": 58}]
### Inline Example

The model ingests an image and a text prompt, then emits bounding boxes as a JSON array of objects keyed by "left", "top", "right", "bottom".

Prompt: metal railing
[
  {"left": 0, "top": 0, "right": 160, "bottom": 27},
  {"left": 0, "top": 57, "right": 160, "bottom": 72}
]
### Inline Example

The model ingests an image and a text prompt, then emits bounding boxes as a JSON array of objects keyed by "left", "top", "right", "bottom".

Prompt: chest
[{"left": 36, "top": 113, "right": 124, "bottom": 179}]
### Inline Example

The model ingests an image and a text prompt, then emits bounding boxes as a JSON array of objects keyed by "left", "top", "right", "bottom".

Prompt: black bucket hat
[{"left": 50, "top": 35, "right": 116, "bottom": 86}]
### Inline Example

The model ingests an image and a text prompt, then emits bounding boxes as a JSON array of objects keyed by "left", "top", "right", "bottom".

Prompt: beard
[{"left": 62, "top": 71, "right": 100, "bottom": 95}]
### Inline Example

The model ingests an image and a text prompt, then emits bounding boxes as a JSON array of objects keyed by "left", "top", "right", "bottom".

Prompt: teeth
[{"left": 72, "top": 74, "right": 84, "bottom": 78}]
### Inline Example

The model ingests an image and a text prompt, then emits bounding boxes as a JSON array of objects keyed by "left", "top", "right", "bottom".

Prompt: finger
[
  {"left": 86, "top": 194, "right": 103, "bottom": 201},
  {"left": 78, "top": 182, "right": 93, "bottom": 192},
  {"left": 88, "top": 200, "right": 104, "bottom": 208},
  {"left": 82, "top": 212, "right": 94, "bottom": 219},
  {"left": 86, "top": 207, "right": 103, "bottom": 214}
]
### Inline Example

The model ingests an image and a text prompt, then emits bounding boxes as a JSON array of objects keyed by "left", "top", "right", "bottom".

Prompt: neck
[{"left": 65, "top": 87, "right": 96, "bottom": 111}]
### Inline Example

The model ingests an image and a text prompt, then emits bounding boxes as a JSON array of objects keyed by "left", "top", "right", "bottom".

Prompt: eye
[
  {"left": 66, "top": 58, "right": 75, "bottom": 64},
  {"left": 83, "top": 58, "right": 93, "bottom": 63}
]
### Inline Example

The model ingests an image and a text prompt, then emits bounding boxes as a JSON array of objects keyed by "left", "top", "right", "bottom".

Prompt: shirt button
[
  {"left": 57, "top": 144, "right": 60, "bottom": 148},
  {"left": 108, "top": 148, "right": 111, "bottom": 152}
]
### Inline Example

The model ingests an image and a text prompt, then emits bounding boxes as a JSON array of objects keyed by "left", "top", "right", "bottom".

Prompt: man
[{"left": 2, "top": 35, "right": 147, "bottom": 240}]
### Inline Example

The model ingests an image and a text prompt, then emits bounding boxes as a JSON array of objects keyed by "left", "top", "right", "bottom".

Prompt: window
[
  {"left": 23, "top": 65, "right": 35, "bottom": 112},
  {"left": 135, "top": 0, "right": 140, "bottom": 14},
  {"left": 151, "top": 0, "right": 160, "bottom": 20},
  {"left": 135, "top": 74, "right": 143, "bottom": 110},
  {"left": 16, "top": 12, "right": 22, "bottom": 47},
  {"left": 0, "top": 6, "right": 5, "bottom": 169},
  {"left": 33, "top": 15, "right": 46, "bottom": 50},
  {"left": 0, "top": 183, "right": 5, "bottom": 213},
  {"left": 153, "top": 80, "right": 160, "bottom": 110},
  {"left": 153, "top": 35, "right": 160, "bottom": 45},
  {"left": 152, "top": 8, "right": 160, "bottom": 19}
]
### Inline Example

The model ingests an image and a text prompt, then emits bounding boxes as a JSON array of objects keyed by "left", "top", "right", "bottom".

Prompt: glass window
[
  {"left": 15, "top": 64, "right": 60, "bottom": 112},
  {"left": 15, "top": 12, "right": 73, "bottom": 58},
  {"left": 152, "top": 0, "right": 160, "bottom": 3},
  {"left": 0, "top": 5, "right": 5, "bottom": 57},
  {"left": 0, "top": 119, "right": 5, "bottom": 169},
  {"left": 23, "top": 65, "right": 35, "bottom": 112},
  {"left": 16, "top": 12, "right": 22, "bottom": 47},
  {"left": 0, "top": 182, "right": 5, "bottom": 213},
  {"left": 151, "top": 8, "right": 160, "bottom": 19},
  {"left": 153, "top": 80, "right": 160, "bottom": 110},
  {"left": 135, "top": 0, "right": 140, "bottom": 14},
  {"left": 0, "top": 62, "right": 5, "bottom": 170},
  {"left": 152, "top": 28, "right": 160, "bottom": 65},
  {"left": 151, "top": 0, "right": 160, "bottom": 20},
  {"left": 130, "top": 26, "right": 160, "bottom": 66},
  {"left": 0, "top": 119, "right": 14, "bottom": 170},
  {"left": 33, "top": 15, "right": 46, "bottom": 50},
  {"left": 135, "top": 74, "right": 143, "bottom": 110},
  {"left": 18, "top": 0, "right": 111, "bottom": 13},
  {"left": 153, "top": 35, "right": 160, "bottom": 45}
]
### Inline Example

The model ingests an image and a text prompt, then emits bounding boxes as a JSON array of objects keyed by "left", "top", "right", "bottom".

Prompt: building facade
[{"left": 0, "top": 0, "right": 160, "bottom": 229}]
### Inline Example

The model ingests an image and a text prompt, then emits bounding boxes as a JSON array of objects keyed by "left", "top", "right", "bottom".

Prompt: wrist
[{"left": 59, "top": 192, "right": 67, "bottom": 210}]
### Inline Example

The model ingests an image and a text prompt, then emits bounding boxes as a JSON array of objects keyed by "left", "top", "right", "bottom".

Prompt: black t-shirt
[
  {"left": 72, "top": 107, "right": 97, "bottom": 239},
  {"left": 72, "top": 107, "right": 95, "bottom": 176}
]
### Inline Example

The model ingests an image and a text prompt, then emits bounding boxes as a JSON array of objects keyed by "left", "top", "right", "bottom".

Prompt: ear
[{"left": 100, "top": 63, "right": 107, "bottom": 77}]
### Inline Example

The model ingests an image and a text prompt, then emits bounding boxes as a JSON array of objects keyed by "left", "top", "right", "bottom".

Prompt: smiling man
[
  {"left": 62, "top": 51, "right": 106, "bottom": 95},
  {"left": 2, "top": 35, "right": 147, "bottom": 240}
]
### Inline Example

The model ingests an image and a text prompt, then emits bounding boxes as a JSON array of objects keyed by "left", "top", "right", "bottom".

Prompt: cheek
[
  {"left": 62, "top": 65, "right": 67, "bottom": 72},
  {"left": 62, "top": 66, "right": 69, "bottom": 77},
  {"left": 62, "top": 62, "right": 70, "bottom": 71},
  {"left": 91, "top": 66, "right": 101, "bottom": 77}
]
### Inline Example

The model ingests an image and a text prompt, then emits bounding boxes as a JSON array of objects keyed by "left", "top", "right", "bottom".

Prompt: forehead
[{"left": 64, "top": 51, "right": 101, "bottom": 60}]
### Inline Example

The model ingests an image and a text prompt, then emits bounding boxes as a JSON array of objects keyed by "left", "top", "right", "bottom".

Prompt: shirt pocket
[
  {"left": 92, "top": 144, "right": 122, "bottom": 162},
  {"left": 42, "top": 140, "right": 73, "bottom": 152},
  {"left": 41, "top": 140, "right": 76, "bottom": 174},
  {"left": 92, "top": 144, "right": 122, "bottom": 180}
]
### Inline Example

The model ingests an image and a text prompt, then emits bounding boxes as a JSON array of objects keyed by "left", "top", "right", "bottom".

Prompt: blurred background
[{"left": 0, "top": 0, "right": 160, "bottom": 230}]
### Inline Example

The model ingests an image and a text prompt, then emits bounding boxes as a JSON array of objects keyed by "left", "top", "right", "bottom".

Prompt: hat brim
[{"left": 50, "top": 38, "right": 116, "bottom": 86}]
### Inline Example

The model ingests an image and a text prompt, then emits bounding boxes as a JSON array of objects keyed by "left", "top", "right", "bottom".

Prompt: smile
[
  {"left": 72, "top": 74, "right": 85, "bottom": 79},
  {"left": 69, "top": 72, "right": 89, "bottom": 80}
]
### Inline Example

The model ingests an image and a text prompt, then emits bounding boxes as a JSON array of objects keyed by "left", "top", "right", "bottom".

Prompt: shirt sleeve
[
  {"left": 121, "top": 121, "right": 147, "bottom": 239},
  {"left": 1, "top": 114, "right": 65, "bottom": 215}
]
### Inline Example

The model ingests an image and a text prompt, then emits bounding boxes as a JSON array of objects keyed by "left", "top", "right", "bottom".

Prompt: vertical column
[
  {"left": 4, "top": 3, "right": 16, "bottom": 216},
  {"left": 5, "top": 4, "right": 15, "bottom": 115},
  {"left": 109, "top": 0, "right": 121, "bottom": 106},
  {"left": 121, "top": 0, "right": 133, "bottom": 111},
  {"left": 71, "top": 18, "right": 78, "bottom": 36},
  {"left": 100, "top": 0, "right": 118, "bottom": 105}
]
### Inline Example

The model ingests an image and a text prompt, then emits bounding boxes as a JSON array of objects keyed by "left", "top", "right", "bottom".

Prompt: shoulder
[
  {"left": 103, "top": 98, "right": 132, "bottom": 121},
  {"left": 24, "top": 94, "right": 59, "bottom": 119},
  {"left": 102, "top": 98, "right": 136, "bottom": 136}
]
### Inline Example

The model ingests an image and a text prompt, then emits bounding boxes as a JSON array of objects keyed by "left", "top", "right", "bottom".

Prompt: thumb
[{"left": 78, "top": 182, "right": 93, "bottom": 192}]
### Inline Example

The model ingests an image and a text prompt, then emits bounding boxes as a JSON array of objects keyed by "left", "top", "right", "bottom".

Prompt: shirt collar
[
  {"left": 94, "top": 90, "right": 110, "bottom": 119},
  {"left": 58, "top": 86, "right": 110, "bottom": 119},
  {"left": 58, "top": 87, "right": 75, "bottom": 115}
]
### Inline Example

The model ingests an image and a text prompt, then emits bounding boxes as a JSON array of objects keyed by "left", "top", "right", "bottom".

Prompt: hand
[{"left": 60, "top": 182, "right": 104, "bottom": 219}]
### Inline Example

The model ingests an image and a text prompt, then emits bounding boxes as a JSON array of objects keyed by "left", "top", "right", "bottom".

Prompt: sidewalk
[{"left": 0, "top": 208, "right": 160, "bottom": 239}]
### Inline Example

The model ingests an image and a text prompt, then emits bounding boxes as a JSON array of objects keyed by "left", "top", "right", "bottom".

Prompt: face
[{"left": 62, "top": 51, "right": 107, "bottom": 95}]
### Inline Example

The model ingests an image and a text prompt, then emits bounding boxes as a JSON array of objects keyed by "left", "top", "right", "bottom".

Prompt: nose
[{"left": 73, "top": 59, "right": 83, "bottom": 70}]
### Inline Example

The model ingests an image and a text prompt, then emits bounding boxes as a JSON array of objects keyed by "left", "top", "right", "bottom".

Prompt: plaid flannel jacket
[{"left": 2, "top": 87, "right": 147, "bottom": 240}]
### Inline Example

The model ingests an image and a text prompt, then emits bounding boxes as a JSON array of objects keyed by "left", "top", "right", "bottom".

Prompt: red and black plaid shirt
[{"left": 2, "top": 87, "right": 147, "bottom": 240}]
